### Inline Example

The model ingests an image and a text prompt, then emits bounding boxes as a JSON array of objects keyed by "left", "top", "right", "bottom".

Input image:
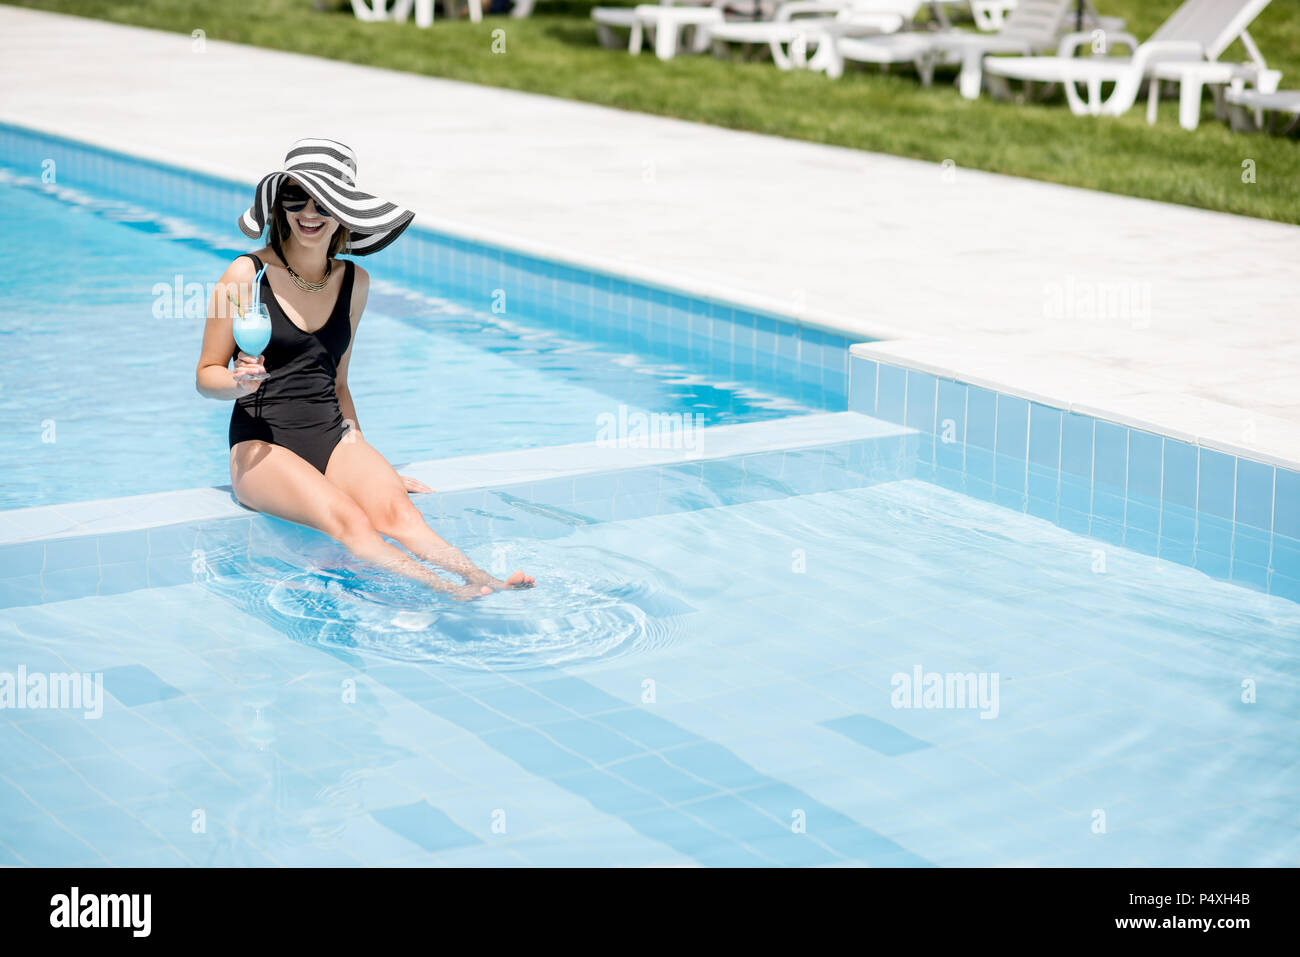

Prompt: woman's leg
[
  {"left": 323, "top": 437, "right": 534, "bottom": 589},
  {"left": 230, "top": 440, "right": 492, "bottom": 599}
]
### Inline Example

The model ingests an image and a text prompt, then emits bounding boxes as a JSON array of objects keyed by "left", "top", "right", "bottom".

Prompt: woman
[{"left": 196, "top": 139, "right": 533, "bottom": 600}]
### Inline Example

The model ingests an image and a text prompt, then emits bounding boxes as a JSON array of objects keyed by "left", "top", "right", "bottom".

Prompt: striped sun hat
[{"left": 237, "top": 138, "right": 414, "bottom": 256}]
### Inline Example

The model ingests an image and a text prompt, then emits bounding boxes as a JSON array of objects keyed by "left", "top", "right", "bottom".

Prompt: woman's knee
[
  {"left": 325, "top": 499, "right": 379, "bottom": 548},
  {"left": 371, "top": 493, "right": 424, "bottom": 539}
]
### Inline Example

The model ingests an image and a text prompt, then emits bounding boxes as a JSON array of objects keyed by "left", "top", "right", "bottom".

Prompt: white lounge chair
[
  {"left": 349, "top": 0, "right": 482, "bottom": 26},
  {"left": 828, "top": 0, "right": 1116, "bottom": 95},
  {"left": 942, "top": 0, "right": 1121, "bottom": 99},
  {"left": 981, "top": 0, "right": 1273, "bottom": 119},
  {"left": 707, "top": 0, "right": 919, "bottom": 71},
  {"left": 630, "top": 3, "right": 727, "bottom": 60},
  {"left": 592, "top": 0, "right": 717, "bottom": 53},
  {"left": 970, "top": 1, "right": 1017, "bottom": 32},
  {"left": 1225, "top": 87, "right": 1300, "bottom": 133}
]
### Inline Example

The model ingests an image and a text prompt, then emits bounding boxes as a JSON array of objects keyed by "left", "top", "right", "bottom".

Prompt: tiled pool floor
[{"left": 3, "top": 477, "right": 1296, "bottom": 867}]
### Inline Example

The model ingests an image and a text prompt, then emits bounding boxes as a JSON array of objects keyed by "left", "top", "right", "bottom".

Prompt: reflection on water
[{"left": 205, "top": 539, "right": 686, "bottom": 670}]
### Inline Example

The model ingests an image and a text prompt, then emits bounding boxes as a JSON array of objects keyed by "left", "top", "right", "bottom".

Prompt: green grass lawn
[{"left": 9, "top": 0, "right": 1300, "bottom": 222}]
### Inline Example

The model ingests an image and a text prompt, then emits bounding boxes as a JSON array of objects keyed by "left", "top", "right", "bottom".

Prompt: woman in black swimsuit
[{"left": 196, "top": 139, "right": 533, "bottom": 599}]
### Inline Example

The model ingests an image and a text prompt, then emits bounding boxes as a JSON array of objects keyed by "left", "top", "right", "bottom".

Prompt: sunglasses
[{"left": 279, "top": 185, "right": 333, "bottom": 218}]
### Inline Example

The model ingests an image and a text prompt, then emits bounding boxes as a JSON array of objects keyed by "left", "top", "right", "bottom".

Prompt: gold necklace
[{"left": 285, "top": 260, "right": 332, "bottom": 293}]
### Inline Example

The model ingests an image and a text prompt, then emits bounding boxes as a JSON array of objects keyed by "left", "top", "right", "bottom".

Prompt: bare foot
[
  {"left": 499, "top": 570, "right": 535, "bottom": 589},
  {"left": 471, "top": 570, "right": 535, "bottom": 590},
  {"left": 450, "top": 582, "right": 494, "bottom": 602}
]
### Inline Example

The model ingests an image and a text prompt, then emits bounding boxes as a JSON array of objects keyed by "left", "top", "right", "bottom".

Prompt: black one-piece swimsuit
[{"left": 228, "top": 253, "right": 356, "bottom": 474}]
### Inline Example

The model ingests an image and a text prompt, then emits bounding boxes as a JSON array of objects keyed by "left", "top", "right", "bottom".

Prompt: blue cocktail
[{"left": 233, "top": 301, "right": 271, "bottom": 381}]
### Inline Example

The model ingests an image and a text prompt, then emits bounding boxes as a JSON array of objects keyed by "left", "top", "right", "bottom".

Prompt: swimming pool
[
  {"left": 2, "top": 124, "right": 1298, "bottom": 868},
  {"left": 0, "top": 161, "right": 821, "bottom": 509}
]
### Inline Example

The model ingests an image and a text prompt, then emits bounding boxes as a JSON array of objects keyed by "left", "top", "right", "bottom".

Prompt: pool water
[
  {"left": 1, "top": 449, "right": 1297, "bottom": 867},
  {"left": 0, "top": 170, "right": 817, "bottom": 509},
  {"left": 2, "top": 128, "right": 1297, "bottom": 869}
]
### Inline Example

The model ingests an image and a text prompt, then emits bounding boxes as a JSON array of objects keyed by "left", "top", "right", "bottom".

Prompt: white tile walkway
[{"left": 1, "top": 6, "right": 1297, "bottom": 469}]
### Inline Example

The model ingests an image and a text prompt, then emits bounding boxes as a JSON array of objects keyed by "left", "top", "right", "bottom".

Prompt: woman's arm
[
  {"left": 196, "top": 256, "right": 265, "bottom": 400},
  {"left": 335, "top": 264, "right": 369, "bottom": 436}
]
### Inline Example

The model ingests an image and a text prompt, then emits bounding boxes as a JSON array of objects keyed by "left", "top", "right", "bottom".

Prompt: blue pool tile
[
  {"left": 0, "top": 812, "right": 102, "bottom": 866},
  {"left": 1234, "top": 459, "right": 1274, "bottom": 532},
  {"left": 1093, "top": 421, "right": 1128, "bottom": 495},
  {"left": 371, "top": 801, "right": 480, "bottom": 854},
  {"left": 905, "top": 371, "right": 937, "bottom": 433},
  {"left": 1126, "top": 499, "right": 1159, "bottom": 535},
  {"left": 527, "top": 676, "right": 627, "bottom": 716},
  {"left": 995, "top": 395, "right": 1029, "bottom": 461},
  {"left": 1195, "top": 545, "right": 1231, "bottom": 580},
  {"left": 1275, "top": 469, "right": 1300, "bottom": 539},
  {"left": 538, "top": 718, "right": 642, "bottom": 765},
  {"left": 146, "top": 558, "right": 191, "bottom": 588},
  {"left": 1233, "top": 524, "right": 1271, "bottom": 569},
  {"left": 1231, "top": 555, "right": 1270, "bottom": 592},
  {"left": 529, "top": 477, "right": 575, "bottom": 507},
  {"left": 41, "top": 536, "right": 98, "bottom": 573},
  {"left": 1124, "top": 526, "right": 1159, "bottom": 557},
  {"left": 1160, "top": 500, "right": 1196, "bottom": 541},
  {"left": 1026, "top": 486, "right": 1058, "bottom": 523},
  {"left": 557, "top": 768, "right": 663, "bottom": 816},
  {"left": 1060, "top": 413, "right": 1094, "bottom": 480},
  {"left": 1162, "top": 440, "right": 1198, "bottom": 509},
  {"left": 611, "top": 753, "right": 716, "bottom": 804},
  {"left": 1197, "top": 449, "right": 1236, "bottom": 520},
  {"left": 480, "top": 726, "right": 591, "bottom": 777},
  {"left": 420, "top": 693, "right": 518, "bottom": 735},
  {"left": 1271, "top": 533, "right": 1300, "bottom": 580},
  {"left": 572, "top": 472, "right": 618, "bottom": 501},
  {"left": 966, "top": 387, "right": 997, "bottom": 451},
  {"left": 1198, "top": 515, "right": 1233, "bottom": 558},
  {"left": 1271, "top": 570, "right": 1300, "bottom": 603},
  {"left": 1027, "top": 403, "right": 1061, "bottom": 469},
  {"left": 1092, "top": 517, "right": 1125, "bottom": 546},
  {"left": 97, "top": 561, "right": 150, "bottom": 597},
  {"left": 821, "top": 714, "right": 931, "bottom": 756},
  {"left": 1127, "top": 429, "right": 1163, "bottom": 502},
  {"left": 662, "top": 742, "right": 762, "bottom": 790},
  {"left": 965, "top": 474, "right": 994, "bottom": 503},
  {"left": 595, "top": 708, "right": 697, "bottom": 751},
  {"left": 0, "top": 574, "right": 44, "bottom": 608},
  {"left": 966, "top": 447, "right": 994, "bottom": 485},
  {"left": 101, "top": 665, "right": 181, "bottom": 708},
  {"left": 688, "top": 794, "right": 835, "bottom": 866},
  {"left": 58, "top": 805, "right": 167, "bottom": 861},
  {"left": 1093, "top": 488, "right": 1126, "bottom": 525},
  {"left": 1059, "top": 472, "right": 1090, "bottom": 515},
  {"left": 0, "top": 541, "right": 44, "bottom": 579},
  {"left": 935, "top": 379, "right": 967, "bottom": 469},
  {"left": 0, "top": 723, "right": 60, "bottom": 771},
  {"left": 626, "top": 807, "right": 767, "bottom": 867},
  {"left": 474, "top": 685, "right": 574, "bottom": 725},
  {"left": 876, "top": 364, "right": 906, "bottom": 425},
  {"left": 147, "top": 524, "right": 195, "bottom": 558},
  {"left": 994, "top": 445, "right": 1026, "bottom": 496}
]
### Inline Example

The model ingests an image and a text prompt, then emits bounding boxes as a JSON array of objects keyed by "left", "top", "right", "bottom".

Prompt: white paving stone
[{"left": 1, "top": 6, "right": 1297, "bottom": 467}]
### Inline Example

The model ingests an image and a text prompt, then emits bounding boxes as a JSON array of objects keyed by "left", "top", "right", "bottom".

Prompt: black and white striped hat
[{"left": 237, "top": 138, "right": 414, "bottom": 256}]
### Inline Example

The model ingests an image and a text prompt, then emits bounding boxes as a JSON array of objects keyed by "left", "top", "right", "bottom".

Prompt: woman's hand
[
  {"left": 400, "top": 475, "right": 434, "bottom": 494},
  {"left": 233, "top": 352, "right": 267, "bottom": 394}
]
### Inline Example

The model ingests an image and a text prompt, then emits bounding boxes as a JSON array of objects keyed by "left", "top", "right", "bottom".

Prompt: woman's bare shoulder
[{"left": 223, "top": 249, "right": 270, "bottom": 280}]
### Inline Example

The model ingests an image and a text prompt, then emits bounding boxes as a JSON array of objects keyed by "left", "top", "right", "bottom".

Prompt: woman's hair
[{"left": 267, "top": 189, "right": 350, "bottom": 261}]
